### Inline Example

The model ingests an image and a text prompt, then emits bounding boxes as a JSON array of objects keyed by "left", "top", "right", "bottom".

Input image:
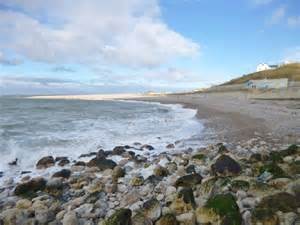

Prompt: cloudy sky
[{"left": 0, "top": 0, "right": 299, "bottom": 95}]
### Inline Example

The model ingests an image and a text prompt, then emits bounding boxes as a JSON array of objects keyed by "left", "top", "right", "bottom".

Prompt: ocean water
[{"left": 0, "top": 97, "right": 203, "bottom": 182}]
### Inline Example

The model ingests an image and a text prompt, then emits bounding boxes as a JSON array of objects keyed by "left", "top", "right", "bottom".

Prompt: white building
[
  {"left": 256, "top": 63, "right": 271, "bottom": 72},
  {"left": 256, "top": 63, "right": 280, "bottom": 72}
]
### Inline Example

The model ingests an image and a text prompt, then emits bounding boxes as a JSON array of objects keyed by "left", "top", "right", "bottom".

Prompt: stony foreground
[{"left": 0, "top": 140, "right": 299, "bottom": 225}]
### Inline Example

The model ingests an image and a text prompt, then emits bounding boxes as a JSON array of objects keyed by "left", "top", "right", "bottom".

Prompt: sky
[{"left": 0, "top": 0, "right": 299, "bottom": 95}]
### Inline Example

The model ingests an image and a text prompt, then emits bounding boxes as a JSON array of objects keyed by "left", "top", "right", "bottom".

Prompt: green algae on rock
[
  {"left": 204, "top": 193, "right": 242, "bottom": 225},
  {"left": 103, "top": 208, "right": 132, "bottom": 225}
]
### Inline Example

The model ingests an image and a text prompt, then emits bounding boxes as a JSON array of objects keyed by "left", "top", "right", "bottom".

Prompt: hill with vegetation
[{"left": 223, "top": 63, "right": 300, "bottom": 85}]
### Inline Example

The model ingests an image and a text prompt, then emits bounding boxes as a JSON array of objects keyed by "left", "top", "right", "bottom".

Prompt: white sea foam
[{"left": 0, "top": 97, "right": 204, "bottom": 185}]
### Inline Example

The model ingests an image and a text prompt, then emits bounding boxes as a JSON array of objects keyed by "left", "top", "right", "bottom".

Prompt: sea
[{"left": 0, "top": 97, "right": 204, "bottom": 184}]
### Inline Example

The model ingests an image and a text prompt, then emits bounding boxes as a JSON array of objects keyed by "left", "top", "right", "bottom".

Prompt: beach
[{"left": 0, "top": 92, "right": 299, "bottom": 225}]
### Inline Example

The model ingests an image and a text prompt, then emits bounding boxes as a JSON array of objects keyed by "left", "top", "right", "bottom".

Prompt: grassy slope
[{"left": 223, "top": 63, "right": 300, "bottom": 85}]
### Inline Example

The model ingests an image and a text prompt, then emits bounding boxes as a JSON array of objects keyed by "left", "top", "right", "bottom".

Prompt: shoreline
[{"left": 0, "top": 93, "right": 299, "bottom": 224}]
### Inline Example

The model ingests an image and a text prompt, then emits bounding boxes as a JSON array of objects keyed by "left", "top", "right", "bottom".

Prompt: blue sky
[{"left": 0, "top": 0, "right": 299, "bottom": 95}]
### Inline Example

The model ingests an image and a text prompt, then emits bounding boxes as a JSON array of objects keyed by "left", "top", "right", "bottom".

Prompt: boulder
[
  {"left": 52, "top": 169, "right": 71, "bottom": 179},
  {"left": 142, "top": 198, "right": 161, "bottom": 221},
  {"left": 103, "top": 208, "right": 132, "bottom": 225},
  {"left": 170, "top": 188, "right": 195, "bottom": 214},
  {"left": 131, "top": 212, "right": 152, "bottom": 225},
  {"left": 175, "top": 174, "right": 202, "bottom": 188},
  {"left": 130, "top": 176, "right": 144, "bottom": 186},
  {"left": 230, "top": 180, "right": 250, "bottom": 192},
  {"left": 211, "top": 155, "right": 241, "bottom": 177},
  {"left": 156, "top": 214, "right": 178, "bottom": 225},
  {"left": 258, "top": 162, "right": 287, "bottom": 179},
  {"left": 153, "top": 166, "right": 169, "bottom": 177},
  {"left": 36, "top": 156, "right": 55, "bottom": 169},
  {"left": 112, "top": 146, "right": 126, "bottom": 155},
  {"left": 185, "top": 165, "right": 196, "bottom": 174},
  {"left": 57, "top": 158, "right": 70, "bottom": 167},
  {"left": 87, "top": 157, "right": 116, "bottom": 170},
  {"left": 166, "top": 144, "right": 175, "bottom": 149},
  {"left": 62, "top": 211, "right": 78, "bottom": 225},
  {"left": 14, "top": 177, "right": 46, "bottom": 197},
  {"left": 141, "top": 145, "right": 154, "bottom": 151},
  {"left": 197, "top": 193, "right": 242, "bottom": 225},
  {"left": 112, "top": 166, "right": 125, "bottom": 182},
  {"left": 45, "top": 178, "right": 64, "bottom": 197}
]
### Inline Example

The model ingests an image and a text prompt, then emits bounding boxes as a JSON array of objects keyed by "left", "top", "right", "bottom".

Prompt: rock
[
  {"left": 112, "top": 166, "right": 125, "bottom": 181},
  {"left": 176, "top": 212, "right": 195, "bottom": 225},
  {"left": 191, "top": 154, "right": 206, "bottom": 161},
  {"left": 62, "top": 211, "right": 79, "bottom": 225},
  {"left": 142, "top": 198, "right": 161, "bottom": 221},
  {"left": 230, "top": 180, "right": 250, "bottom": 192},
  {"left": 198, "top": 193, "right": 242, "bottom": 225},
  {"left": 154, "top": 166, "right": 169, "bottom": 177},
  {"left": 130, "top": 176, "right": 144, "bottom": 186},
  {"left": 258, "top": 162, "right": 287, "bottom": 179},
  {"left": 103, "top": 208, "right": 132, "bottom": 225},
  {"left": 14, "top": 177, "right": 46, "bottom": 197},
  {"left": 45, "top": 177, "right": 64, "bottom": 196},
  {"left": 166, "top": 162, "right": 177, "bottom": 174},
  {"left": 252, "top": 192, "right": 299, "bottom": 225},
  {"left": 132, "top": 212, "right": 152, "bottom": 225},
  {"left": 79, "top": 152, "right": 97, "bottom": 158},
  {"left": 185, "top": 165, "right": 196, "bottom": 174},
  {"left": 58, "top": 158, "right": 70, "bottom": 167},
  {"left": 8, "top": 158, "right": 18, "bottom": 166},
  {"left": 74, "top": 161, "right": 86, "bottom": 166},
  {"left": 156, "top": 214, "right": 178, "bottom": 225},
  {"left": 166, "top": 186, "right": 177, "bottom": 196},
  {"left": 112, "top": 146, "right": 126, "bottom": 155},
  {"left": 170, "top": 188, "right": 195, "bottom": 214},
  {"left": 175, "top": 174, "right": 202, "bottom": 188},
  {"left": 211, "top": 155, "right": 241, "bottom": 177},
  {"left": 16, "top": 199, "right": 32, "bottom": 209},
  {"left": 166, "top": 144, "right": 175, "bottom": 149},
  {"left": 36, "top": 156, "right": 55, "bottom": 169},
  {"left": 195, "top": 207, "right": 220, "bottom": 224},
  {"left": 52, "top": 169, "right": 71, "bottom": 179},
  {"left": 217, "top": 143, "right": 229, "bottom": 154},
  {"left": 87, "top": 157, "right": 117, "bottom": 170},
  {"left": 141, "top": 145, "right": 154, "bottom": 151},
  {"left": 268, "top": 178, "right": 292, "bottom": 189}
]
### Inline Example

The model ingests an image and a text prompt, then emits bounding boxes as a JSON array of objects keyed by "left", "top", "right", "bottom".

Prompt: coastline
[{"left": 0, "top": 93, "right": 299, "bottom": 224}]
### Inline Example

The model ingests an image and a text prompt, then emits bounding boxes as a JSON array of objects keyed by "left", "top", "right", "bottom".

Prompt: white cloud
[
  {"left": 288, "top": 16, "right": 300, "bottom": 28},
  {"left": 0, "top": 51, "right": 22, "bottom": 66},
  {"left": 267, "top": 6, "right": 286, "bottom": 25},
  {"left": 0, "top": 0, "right": 199, "bottom": 68}
]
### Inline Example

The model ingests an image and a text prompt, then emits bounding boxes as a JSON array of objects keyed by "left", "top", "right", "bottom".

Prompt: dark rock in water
[
  {"left": 14, "top": 177, "right": 46, "bottom": 197},
  {"left": 52, "top": 169, "right": 71, "bottom": 179},
  {"left": 36, "top": 156, "right": 55, "bottom": 169},
  {"left": 103, "top": 208, "right": 132, "bottom": 225},
  {"left": 253, "top": 192, "right": 300, "bottom": 224},
  {"left": 55, "top": 156, "right": 68, "bottom": 162},
  {"left": 141, "top": 144, "right": 154, "bottom": 151},
  {"left": 186, "top": 165, "right": 196, "bottom": 174},
  {"left": 166, "top": 144, "right": 175, "bottom": 149},
  {"left": 205, "top": 193, "right": 242, "bottom": 225},
  {"left": 124, "top": 145, "right": 131, "bottom": 149},
  {"left": 112, "top": 146, "right": 126, "bottom": 155},
  {"left": 74, "top": 161, "right": 86, "bottom": 166},
  {"left": 211, "top": 155, "right": 241, "bottom": 177},
  {"left": 79, "top": 152, "right": 97, "bottom": 158},
  {"left": 156, "top": 214, "right": 178, "bottom": 225},
  {"left": 134, "top": 155, "right": 147, "bottom": 163},
  {"left": 178, "top": 187, "right": 196, "bottom": 208},
  {"left": 8, "top": 158, "right": 18, "bottom": 166},
  {"left": 87, "top": 157, "right": 117, "bottom": 170},
  {"left": 58, "top": 158, "right": 70, "bottom": 167},
  {"left": 175, "top": 173, "right": 202, "bottom": 188},
  {"left": 0, "top": 171, "right": 3, "bottom": 178},
  {"left": 21, "top": 171, "right": 31, "bottom": 175}
]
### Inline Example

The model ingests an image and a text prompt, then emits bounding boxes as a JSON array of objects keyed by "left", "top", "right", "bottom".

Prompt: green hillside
[{"left": 223, "top": 63, "right": 300, "bottom": 85}]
